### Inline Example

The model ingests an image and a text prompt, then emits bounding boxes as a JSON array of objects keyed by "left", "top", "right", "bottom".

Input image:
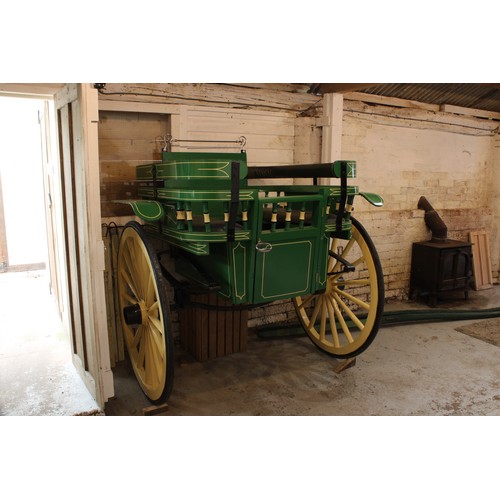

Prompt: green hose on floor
[{"left": 256, "top": 307, "right": 500, "bottom": 339}]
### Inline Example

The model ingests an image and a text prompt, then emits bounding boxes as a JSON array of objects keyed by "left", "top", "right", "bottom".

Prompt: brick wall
[{"left": 341, "top": 99, "right": 499, "bottom": 301}]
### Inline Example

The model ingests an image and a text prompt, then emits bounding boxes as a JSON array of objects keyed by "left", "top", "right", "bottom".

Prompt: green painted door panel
[{"left": 253, "top": 238, "right": 315, "bottom": 303}]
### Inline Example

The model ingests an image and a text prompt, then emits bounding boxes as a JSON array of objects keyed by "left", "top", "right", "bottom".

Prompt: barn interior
[
  {"left": 2, "top": 7, "right": 499, "bottom": 499},
  {"left": 2, "top": 82, "right": 499, "bottom": 418}
]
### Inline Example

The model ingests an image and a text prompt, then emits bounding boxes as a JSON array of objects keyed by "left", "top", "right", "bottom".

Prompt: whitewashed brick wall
[{"left": 342, "top": 99, "right": 499, "bottom": 302}]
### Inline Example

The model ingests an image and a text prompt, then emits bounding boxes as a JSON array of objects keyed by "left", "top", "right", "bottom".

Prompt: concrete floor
[
  {"left": 106, "top": 286, "right": 500, "bottom": 416},
  {"left": 1, "top": 270, "right": 499, "bottom": 416},
  {"left": 0, "top": 271, "right": 101, "bottom": 416}
]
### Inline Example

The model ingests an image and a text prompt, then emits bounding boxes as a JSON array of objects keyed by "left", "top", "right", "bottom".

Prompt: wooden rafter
[{"left": 312, "top": 83, "right": 380, "bottom": 94}]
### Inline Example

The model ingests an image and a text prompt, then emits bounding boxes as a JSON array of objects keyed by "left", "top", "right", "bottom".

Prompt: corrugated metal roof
[
  {"left": 360, "top": 83, "right": 500, "bottom": 112},
  {"left": 311, "top": 83, "right": 500, "bottom": 114}
]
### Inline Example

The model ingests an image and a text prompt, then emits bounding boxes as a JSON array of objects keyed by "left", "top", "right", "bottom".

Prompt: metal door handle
[{"left": 256, "top": 241, "right": 273, "bottom": 253}]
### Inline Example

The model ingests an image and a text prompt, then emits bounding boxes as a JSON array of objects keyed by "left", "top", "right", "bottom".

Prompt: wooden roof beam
[{"left": 314, "top": 83, "right": 380, "bottom": 94}]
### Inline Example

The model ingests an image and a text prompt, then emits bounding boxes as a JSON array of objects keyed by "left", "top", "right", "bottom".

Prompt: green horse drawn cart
[{"left": 117, "top": 147, "right": 385, "bottom": 403}]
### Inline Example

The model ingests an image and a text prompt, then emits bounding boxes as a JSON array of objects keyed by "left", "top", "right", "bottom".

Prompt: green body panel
[
  {"left": 173, "top": 241, "right": 254, "bottom": 304},
  {"left": 128, "top": 200, "right": 164, "bottom": 222},
  {"left": 126, "top": 151, "right": 384, "bottom": 305},
  {"left": 360, "top": 192, "right": 384, "bottom": 207},
  {"left": 255, "top": 237, "right": 316, "bottom": 301},
  {"left": 140, "top": 187, "right": 255, "bottom": 202},
  {"left": 137, "top": 151, "right": 248, "bottom": 185}
]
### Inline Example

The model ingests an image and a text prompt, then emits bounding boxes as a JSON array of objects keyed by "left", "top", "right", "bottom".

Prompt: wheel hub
[{"left": 123, "top": 301, "right": 147, "bottom": 326}]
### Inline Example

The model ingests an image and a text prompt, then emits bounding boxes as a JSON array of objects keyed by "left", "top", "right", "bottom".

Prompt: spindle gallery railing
[{"left": 115, "top": 148, "right": 385, "bottom": 403}]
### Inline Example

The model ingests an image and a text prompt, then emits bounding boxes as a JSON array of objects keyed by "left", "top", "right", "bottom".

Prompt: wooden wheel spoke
[
  {"left": 308, "top": 297, "right": 322, "bottom": 329},
  {"left": 143, "top": 327, "right": 163, "bottom": 385},
  {"left": 143, "top": 332, "right": 154, "bottom": 385},
  {"left": 137, "top": 330, "right": 146, "bottom": 370},
  {"left": 132, "top": 325, "right": 144, "bottom": 349},
  {"left": 148, "top": 313, "right": 163, "bottom": 336},
  {"left": 137, "top": 252, "right": 151, "bottom": 299},
  {"left": 145, "top": 273, "right": 155, "bottom": 308},
  {"left": 333, "top": 291, "right": 365, "bottom": 330},
  {"left": 120, "top": 267, "right": 140, "bottom": 302},
  {"left": 335, "top": 288, "right": 371, "bottom": 311},
  {"left": 325, "top": 295, "right": 340, "bottom": 348},
  {"left": 351, "top": 256, "right": 366, "bottom": 268},
  {"left": 121, "top": 251, "right": 142, "bottom": 300},
  {"left": 126, "top": 239, "right": 148, "bottom": 298},
  {"left": 148, "top": 316, "right": 165, "bottom": 354},
  {"left": 297, "top": 294, "right": 315, "bottom": 310},
  {"left": 146, "top": 326, "right": 164, "bottom": 382},
  {"left": 319, "top": 300, "right": 327, "bottom": 341},
  {"left": 120, "top": 288, "right": 137, "bottom": 306},
  {"left": 148, "top": 300, "right": 159, "bottom": 315},
  {"left": 330, "top": 295, "right": 354, "bottom": 343},
  {"left": 338, "top": 278, "right": 370, "bottom": 287}
]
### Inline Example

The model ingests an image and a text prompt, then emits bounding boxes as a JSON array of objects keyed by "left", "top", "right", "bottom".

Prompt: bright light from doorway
[{"left": 0, "top": 96, "right": 48, "bottom": 268}]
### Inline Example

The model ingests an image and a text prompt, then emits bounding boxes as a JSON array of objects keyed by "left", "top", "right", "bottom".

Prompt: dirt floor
[
  {"left": 106, "top": 287, "right": 500, "bottom": 416},
  {"left": 1, "top": 270, "right": 499, "bottom": 417}
]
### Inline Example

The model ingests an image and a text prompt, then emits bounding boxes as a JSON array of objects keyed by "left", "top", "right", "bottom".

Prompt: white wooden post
[
  {"left": 320, "top": 93, "right": 343, "bottom": 185},
  {"left": 492, "top": 134, "right": 500, "bottom": 281}
]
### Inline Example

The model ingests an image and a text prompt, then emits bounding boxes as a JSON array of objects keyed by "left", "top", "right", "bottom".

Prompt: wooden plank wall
[
  {"left": 183, "top": 106, "right": 295, "bottom": 163},
  {"left": 98, "top": 110, "right": 170, "bottom": 217}
]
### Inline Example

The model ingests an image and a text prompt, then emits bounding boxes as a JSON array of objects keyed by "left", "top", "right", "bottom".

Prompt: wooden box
[{"left": 178, "top": 294, "right": 248, "bottom": 362}]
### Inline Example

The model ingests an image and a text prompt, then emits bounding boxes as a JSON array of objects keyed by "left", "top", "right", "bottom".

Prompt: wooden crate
[{"left": 178, "top": 294, "right": 248, "bottom": 362}]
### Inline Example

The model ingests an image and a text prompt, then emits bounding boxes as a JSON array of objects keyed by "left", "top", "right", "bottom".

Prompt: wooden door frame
[{"left": 54, "top": 84, "right": 113, "bottom": 407}]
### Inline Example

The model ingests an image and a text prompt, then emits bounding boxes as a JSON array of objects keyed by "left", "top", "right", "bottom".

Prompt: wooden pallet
[{"left": 469, "top": 231, "right": 493, "bottom": 290}]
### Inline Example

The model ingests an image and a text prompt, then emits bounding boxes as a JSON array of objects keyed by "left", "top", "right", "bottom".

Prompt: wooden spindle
[
  {"left": 285, "top": 204, "right": 292, "bottom": 230},
  {"left": 271, "top": 203, "right": 278, "bottom": 232},
  {"left": 203, "top": 202, "right": 211, "bottom": 232},
  {"left": 176, "top": 201, "right": 185, "bottom": 230},
  {"left": 299, "top": 202, "right": 306, "bottom": 229},
  {"left": 185, "top": 202, "right": 193, "bottom": 231},
  {"left": 242, "top": 201, "right": 249, "bottom": 230}
]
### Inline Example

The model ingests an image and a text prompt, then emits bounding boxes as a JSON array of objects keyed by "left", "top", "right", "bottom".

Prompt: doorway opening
[
  {"left": 0, "top": 97, "right": 47, "bottom": 271},
  {"left": 0, "top": 95, "right": 99, "bottom": 415}
]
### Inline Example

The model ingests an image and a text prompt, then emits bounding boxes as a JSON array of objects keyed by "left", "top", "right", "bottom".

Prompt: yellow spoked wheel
[
  {"left": 117, "top": 221, "right": 174, "bottom": 403},
  {"left": 293, "top": 217, "right": 384, "bottom": 358}
]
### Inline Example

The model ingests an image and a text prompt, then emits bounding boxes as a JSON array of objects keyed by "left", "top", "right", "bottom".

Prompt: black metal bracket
[
  {"left": 335, "top": 161, "right": 348, "bottom": 234},
  {"left": 227, "top": 161, "right": 240, "bottom": 242},
  {"left": 327, "top": 249, "right": 355, "bottom": 273}
]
